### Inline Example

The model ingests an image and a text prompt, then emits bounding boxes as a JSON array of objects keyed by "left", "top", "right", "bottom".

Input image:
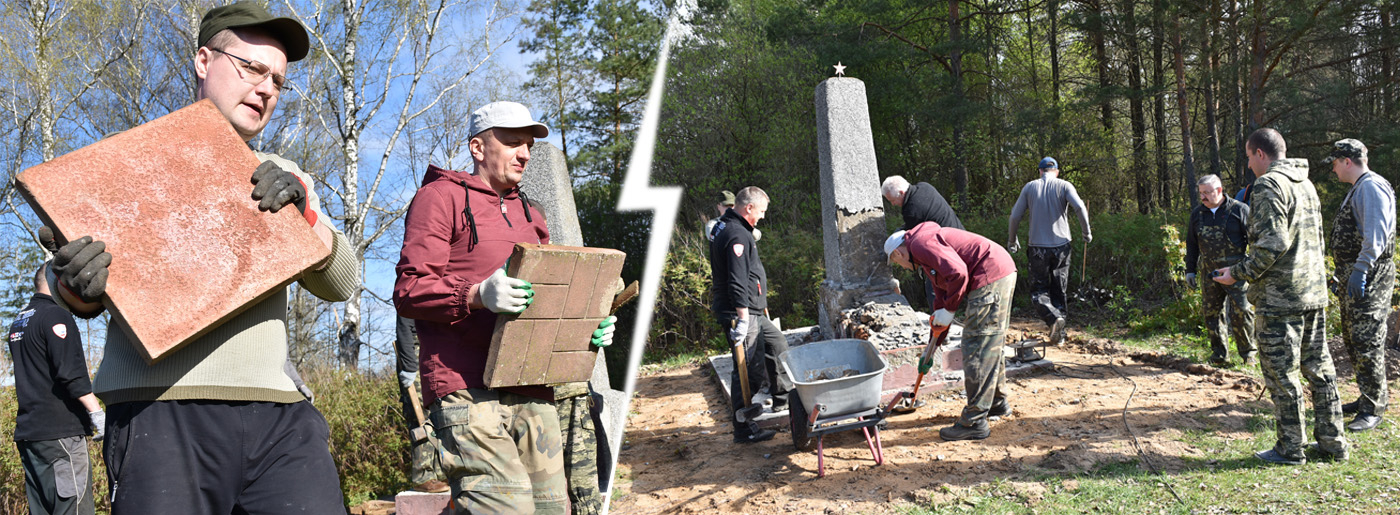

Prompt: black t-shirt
[
  {"left": 902, "top": 182, "right": 965, "bottom": 231},
  {"left": 8, "top": 293, "right": 91, "bottom": 441}
]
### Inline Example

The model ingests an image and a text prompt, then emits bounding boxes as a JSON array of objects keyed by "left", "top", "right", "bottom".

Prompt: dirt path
[{"left": 609, "top": 321, "right": 1270, "bottom": 514}]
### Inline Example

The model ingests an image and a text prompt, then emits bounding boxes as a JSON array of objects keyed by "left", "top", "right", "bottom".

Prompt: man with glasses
[
  {"left": 42, "top": 2, "right": 359, "bottom": 512},
  {"left": 1185, "top": 174, "right": 1256, "bottom": 366}
]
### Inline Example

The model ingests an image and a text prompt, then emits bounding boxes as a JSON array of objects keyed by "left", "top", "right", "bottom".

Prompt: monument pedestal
[{"left": 817, "top": 279, "right": 906, "bottom": 339}]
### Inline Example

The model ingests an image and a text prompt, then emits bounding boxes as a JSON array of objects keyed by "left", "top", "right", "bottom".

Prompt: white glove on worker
[
  {"left": 1006, "top": 238, "right": 1020, "bottom": 254},
  {"left": 592, "top": 316, "right": 617, "bottom": 347},
  {"left": 728, "top": 316, "right": 751, "bottom": 344},
  {"left": 931, "top": 308, "right": 955, "bottom": 327},
  {"left": 479, "top": 269, "right": 534, "bottom": 314},
  {"left": 88, "top": 409, "right": 106, "bottom": 442}
]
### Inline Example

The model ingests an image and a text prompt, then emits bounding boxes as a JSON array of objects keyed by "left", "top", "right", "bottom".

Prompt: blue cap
[{"left": 1038, "top": 157, "right": 1058, "bottom": 169}]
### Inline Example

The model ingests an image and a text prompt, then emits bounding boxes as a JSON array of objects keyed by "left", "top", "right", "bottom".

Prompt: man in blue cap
[{"left": 1007, "top": 157, "right": 1091, "bottom": 344}]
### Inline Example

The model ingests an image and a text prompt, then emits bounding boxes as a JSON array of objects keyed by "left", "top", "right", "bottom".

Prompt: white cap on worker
[
  {"left": 469, "top": 101, "right": 549, "bottom": 138},
  {"left": 883, "top": 230, "right": 906, "bottom": 260}
]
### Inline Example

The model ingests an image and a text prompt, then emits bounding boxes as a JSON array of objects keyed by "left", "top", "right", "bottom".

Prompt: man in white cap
[
  {"left": 396, "top": 101, "right": 617, "bottom": 514},
  {"left": 885, "top": 222, "right": 1017, "bottom": 441}
]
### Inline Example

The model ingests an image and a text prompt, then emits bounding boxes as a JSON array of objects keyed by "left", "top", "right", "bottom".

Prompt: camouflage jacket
[
  {"left": 1186, "top": 197, "right": 1250, "bottom": 274},
  {"left": 1229, "top": 158, "right": 1328, "bottom": 314}
]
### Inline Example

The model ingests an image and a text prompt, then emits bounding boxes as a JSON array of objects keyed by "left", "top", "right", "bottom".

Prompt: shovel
[{"left": 887, "top": 324, "right": 950, "bottom": 415}]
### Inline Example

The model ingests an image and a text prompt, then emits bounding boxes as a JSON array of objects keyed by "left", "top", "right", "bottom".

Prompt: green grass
[{"left": 899, "top": 327, "right": 1400, "bottom": 514}]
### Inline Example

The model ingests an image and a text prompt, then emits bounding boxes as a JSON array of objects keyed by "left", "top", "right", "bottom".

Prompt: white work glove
[
  {"left": 1083, "top": 233, "right": 1093, "bottom": 244},
  {"left": 1185, "top": 273, "right": 1197, "bottom": 289},
  {"left": 88, "top": 410, "right": 106, "bottom": 442},
  {"left": 931, "top": 308, "right": 955, "bottom": 327},
  {"left": 728, "top": 316, "right": 751, "bottom": 343},
  {"left": 1007, "top": 239, "right": 1020, "bottom": 254},
  {"left": 752, "top": 228, "right": 762, "bottom": 241},
  {"left": 591, "top": 316, "right": 617, "bottom": 347},
  {"left": 479, "top": 269, "right": 534, "bottom": 314}
]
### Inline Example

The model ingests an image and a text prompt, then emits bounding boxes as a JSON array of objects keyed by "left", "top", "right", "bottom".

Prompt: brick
[
  {"left": 15, "top": 100, "right": 329, "bottom": 364},
  {"left": 518, "top": 320, "right": 561, "bottom": 384},
  {"left": 589, "top": 254, "right": 626, "bottom": 318},
  {"left": 395, "top": 491, "right": 451, "bottom": 515},
  {"left": 483, "top": 244, "right": 624, "bottom": 387},
  {"left": 554, "top": 318, "right": 603, "bottom": 353},
  {"left": 520, "top": 284, "right": 568, "bottom": 320}
]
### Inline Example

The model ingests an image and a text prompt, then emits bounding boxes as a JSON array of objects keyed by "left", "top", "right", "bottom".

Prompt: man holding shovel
[
  {"left": 885, "top": 222, "right": 1017, "bottom": 441},
  {"left": 710, "top": 186, "right": 791, "bottom": 443}
]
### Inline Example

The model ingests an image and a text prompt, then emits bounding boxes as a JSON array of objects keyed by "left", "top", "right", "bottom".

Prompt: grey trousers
[{"left": 17, "top": 435, "right": 94, "bottom": 515}]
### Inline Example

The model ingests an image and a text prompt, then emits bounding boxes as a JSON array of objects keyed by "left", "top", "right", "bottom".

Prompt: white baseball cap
[
  {"left": 469, "top": 101, "right": 549, "bottom": 138},
  {"left": 883, "top": 230, "right": 906, "bottom": 260}
]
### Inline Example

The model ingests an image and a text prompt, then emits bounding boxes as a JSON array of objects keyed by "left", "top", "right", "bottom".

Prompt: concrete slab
[
  {"left": 394, "top": 491, "right": 450, "bottom": 515},
  {"left": 483, "top": 244, "right": 625, "bottom": 388},
  {"left": 16, "top": 99, "right": 330, "bottom": 364}
]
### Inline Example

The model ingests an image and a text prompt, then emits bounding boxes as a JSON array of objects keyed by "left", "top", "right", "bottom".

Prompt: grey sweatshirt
[
  {"left": 1008, "top": 174, "right": 1092, "bottom": 248},
  {"left": 1344, "top": 170, "right": 1397, "bottom": 273}
]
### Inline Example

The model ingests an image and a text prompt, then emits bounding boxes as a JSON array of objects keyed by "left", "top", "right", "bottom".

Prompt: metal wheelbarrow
[{"left": 779, "top": 338, "right": 890, "bottom": 478}]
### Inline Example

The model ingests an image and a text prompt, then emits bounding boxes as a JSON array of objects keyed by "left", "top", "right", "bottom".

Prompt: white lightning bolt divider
[{"left": 605, "top": 21, "right": 680, "bottom": 515}]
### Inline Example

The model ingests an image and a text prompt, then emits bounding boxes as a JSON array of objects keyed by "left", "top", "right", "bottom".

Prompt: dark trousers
[
  {"left": 721, "top": 314, "right": 791, "bottom": 433},
  {"left": 1028, "top": 243, "right": 1072, "bottom": 326},
  {"left": 17, "top": 436, "right": 94, "bottom": 515},
  {"left": 103, "top": 400, "right": 345, "bottom": 515}
]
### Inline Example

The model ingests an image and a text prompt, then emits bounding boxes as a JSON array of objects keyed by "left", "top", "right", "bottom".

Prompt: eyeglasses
[{"left": 209, "top": 48, "right": 289, "bottom": 93}]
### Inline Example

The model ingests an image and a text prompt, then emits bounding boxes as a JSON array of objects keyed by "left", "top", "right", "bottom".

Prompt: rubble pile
[{"left": 837, "top": 301, "right": 930, "bottom": 351}]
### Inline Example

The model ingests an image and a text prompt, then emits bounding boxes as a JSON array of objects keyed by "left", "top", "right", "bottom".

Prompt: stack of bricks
[
  {"left": 16, "top": 99, "right": 330, "bottom": 363},
  {"left": 483, "top": 243, "right": 626, "bottom": 388}
]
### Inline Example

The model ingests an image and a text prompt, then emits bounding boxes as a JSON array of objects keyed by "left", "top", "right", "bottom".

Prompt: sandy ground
[{"left": 609, "top": 320, "right": 1276, "bottom": 514}]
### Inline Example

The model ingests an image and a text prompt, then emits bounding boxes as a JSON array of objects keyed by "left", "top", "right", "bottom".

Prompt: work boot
[
  {"left": 1347, "top": 413, "right": 1383, "bottom": 432},
  {"left": 734, "top": 421, "right": 776, "bottom": 444},
  {"left": 1241, "top": 354, "right": 1257, "bottom": 366},
  {"left": 1208, "top": 354, "right": 1228, "bottom": 366},
  {"left": 1254, "top": 448, "right": 1304, "bottom": 466},
  {"left": 939, "top": 419, "right": 990, "bottom": 441},
  {"left": 1048, "top": 317, "right": 1066, "bottom": 346},
  {"left": 1341, "top": 400, "right": 1360, "bottom": 415},
  {"left": 1306, "top": 442, "right": 1349, "bottom": 462},
  {"left": 989, "top": 399, "right": 1011, "bottom": 418}
]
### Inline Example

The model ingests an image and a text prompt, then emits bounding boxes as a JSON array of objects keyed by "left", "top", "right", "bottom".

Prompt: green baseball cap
[
  {"left": 1322, "top": 138, "right": 1367, "bottom": 164},
  {"left": 198, "top": 1, "right": 310, "bottom": 62},
  {"left": 721, "top": 190, "right": 736, "bottom": 206}
]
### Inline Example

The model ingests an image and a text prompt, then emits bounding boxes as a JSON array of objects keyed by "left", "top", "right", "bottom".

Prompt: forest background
[{"left": 649, "top": 0, "right": 1400, "bottom": 361}]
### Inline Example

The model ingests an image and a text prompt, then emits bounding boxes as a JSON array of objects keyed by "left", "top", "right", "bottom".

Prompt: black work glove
[
  {"left": 36, "top": 226, "right": 60, "bottom": 254},
  {"left": 53, "top": 235, "right": 111, "bottom": 302},
  {"left": 1348, "top": 269, "right": 1367, "bottom": 299},
  {"left": 250, "top": 161, "right": 308, "bottom": 215}
]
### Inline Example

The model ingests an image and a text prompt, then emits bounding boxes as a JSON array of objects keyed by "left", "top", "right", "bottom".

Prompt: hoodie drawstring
[{"left": 461, "top": 182, "right": 536, "bottom": 250}]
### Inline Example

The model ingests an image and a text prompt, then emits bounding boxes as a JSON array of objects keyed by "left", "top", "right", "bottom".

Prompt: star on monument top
[{"left": 833, "top": 62, "right": 847, "bottom": 77}]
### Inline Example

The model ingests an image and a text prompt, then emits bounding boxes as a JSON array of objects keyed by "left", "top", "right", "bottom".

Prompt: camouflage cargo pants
[
  {"left": 557, "top": 393, "right": 601, "bottom": 515},
  {"left": 430, "top": 388, "right": 568, "bottom": 515},
  {"left": 1201, "top": 276, "right": 1256, "bottom": 360},
  {"left": 1256, "top": 309, "right": 1347, "bottom": 460},
  {"left": 958, "top": 273, "right": 1016, "bottom": 425},
  {"left": 409, "top": 420, "right": 443, "bottom": 486},
  {"left": 1339, "top": 259, "right": 1393, "bottom": 415}
]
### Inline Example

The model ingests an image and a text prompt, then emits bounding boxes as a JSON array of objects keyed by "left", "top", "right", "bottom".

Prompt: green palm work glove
[{"left": 591, "top": 316, "right": 618, "bottom": 348}]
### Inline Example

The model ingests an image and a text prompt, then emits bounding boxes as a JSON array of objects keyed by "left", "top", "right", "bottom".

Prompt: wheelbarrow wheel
[{"left": 789, "top": 390, "right": 815, "bottom": 451}]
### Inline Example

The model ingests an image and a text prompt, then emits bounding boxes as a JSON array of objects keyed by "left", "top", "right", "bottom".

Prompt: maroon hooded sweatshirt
[
  {"left": 906, "top": 222, "right": 1016, "bottom": 312},
  {"left": 394, "top": 164, "right": 550, "bottom": 403}
]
